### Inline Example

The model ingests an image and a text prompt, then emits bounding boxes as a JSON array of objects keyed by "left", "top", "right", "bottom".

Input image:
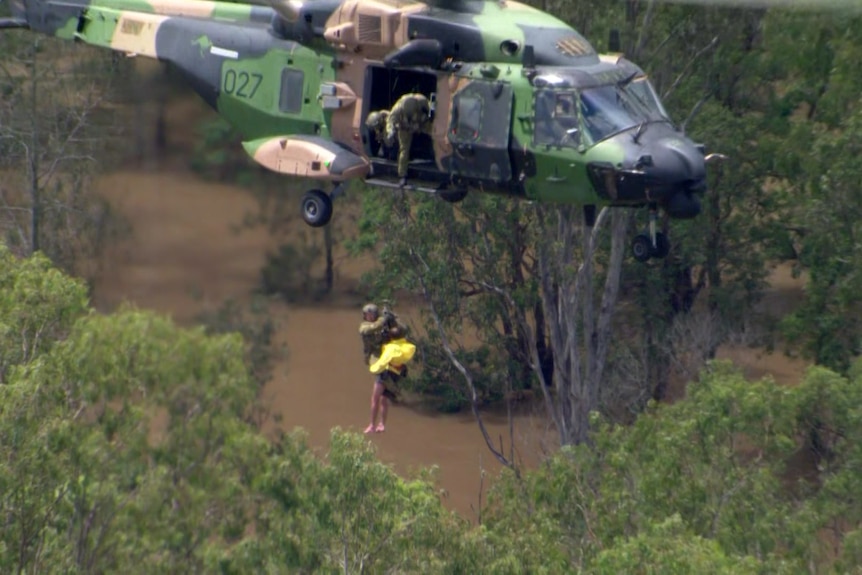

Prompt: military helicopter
[{"left": 0, "top": 0, "right": 853, "bottom": 261}]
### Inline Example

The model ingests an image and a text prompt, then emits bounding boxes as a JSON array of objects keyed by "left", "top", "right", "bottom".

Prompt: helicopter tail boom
[{"left": 4, "top": 0, "right": 270, "bottom": 39}]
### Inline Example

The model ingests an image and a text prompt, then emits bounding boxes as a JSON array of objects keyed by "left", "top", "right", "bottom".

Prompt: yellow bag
[{"left": 369, "top": 338, "right": 416, "bottom": 374}]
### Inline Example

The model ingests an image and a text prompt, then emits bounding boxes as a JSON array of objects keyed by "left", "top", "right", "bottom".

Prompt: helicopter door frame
[
  {"left": 361, "top": 65, "right": 438, "bottom": 162},
  {"left": 445, "top": 79, "right": 514, "bottom": 184}
]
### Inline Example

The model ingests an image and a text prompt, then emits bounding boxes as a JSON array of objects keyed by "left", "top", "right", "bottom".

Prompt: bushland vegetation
[{"left": 4, "top": 245, "right": 862, "bottom": 572}]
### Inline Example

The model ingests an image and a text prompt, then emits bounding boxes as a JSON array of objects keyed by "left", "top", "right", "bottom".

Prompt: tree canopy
[{"left": 5, "top": 243, "right": 862, "bottom": 572}]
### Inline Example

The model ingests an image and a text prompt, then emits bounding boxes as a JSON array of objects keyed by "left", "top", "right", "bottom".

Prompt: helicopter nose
[
  {"left": 639, "top": 135, "right": 707, "bottom": 194},
  {"left": 637, "top": 135, "right": 707, "bottom": 219},
  {"left": 586, "top": 130, "right": 708, "bottom": 219}
]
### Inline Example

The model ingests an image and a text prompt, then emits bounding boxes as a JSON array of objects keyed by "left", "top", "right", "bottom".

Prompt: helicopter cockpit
[{"left": 532, "top": 72, "right": 670, "bottom": 149}]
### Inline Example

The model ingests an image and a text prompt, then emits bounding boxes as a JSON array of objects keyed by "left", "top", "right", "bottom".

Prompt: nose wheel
[
  {"left": 300, "top": 187, "right": 340, "bottom": 228},
  {"left": 631, "top": 204, "right": 670, "bottom": 262},
  {"left": 631, "top": 231, "right": 669, "bottom": 262}
]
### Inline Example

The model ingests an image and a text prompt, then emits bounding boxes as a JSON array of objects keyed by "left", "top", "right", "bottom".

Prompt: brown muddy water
[{"left": 91, "top": 165, "right": 557, "bottom": 518}]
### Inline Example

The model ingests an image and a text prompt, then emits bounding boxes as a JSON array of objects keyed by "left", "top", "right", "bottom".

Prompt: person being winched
[{"left": 359, "top": 303, "right": 416, "bottom": 434}]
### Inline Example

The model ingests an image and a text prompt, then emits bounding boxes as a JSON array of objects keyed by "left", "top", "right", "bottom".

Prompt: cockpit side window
[
  {"left": 579, "top": 88, "right": 621, "bottom": 143},
  {"left": 533, "top": 90, "right": 556, "bottom": 146},
  {"left": 534, "top": 90, "right": 580, "bottom": 148}
]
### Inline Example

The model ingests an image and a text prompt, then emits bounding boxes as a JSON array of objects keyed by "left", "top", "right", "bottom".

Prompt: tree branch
[
  {"left": 410, "top": 248, "right": 517, "bottom": 473},
  {"left": 662, "top": 36, "right": 719, "bottom": 103}
]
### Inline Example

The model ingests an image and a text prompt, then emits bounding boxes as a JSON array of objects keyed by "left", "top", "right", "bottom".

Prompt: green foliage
[
  {"left": 259, "top": 242, "right": 325, "bottom": 302},
  {"left": 9, "top": 246, "right": 862, "bottom": 572},
  {"left": 0, "top": 246, "right": 467, "bottom": 573},
  {"left": 780, "top": 103, "right": 862, "bottom": 372},
  {"left": 590, "top": 515, "right": 766, "bottom": 575},
  {"left": 482, "top": 360, "right": 862, "bottom": 572},
  {"left": 349, "top": 188, "right": 546, "bottom": 412},
  {"left": 189, "top": 117, "right": 255, "bottom": 182},
  {"left": 222, "top": 429, "right": 463, "bottom": 574},
  {"left": 196, "top": 295, "right": 284, "bottom": 388},
  {"left": 0, "top": 245, "right": 89, "bottom": 382}
]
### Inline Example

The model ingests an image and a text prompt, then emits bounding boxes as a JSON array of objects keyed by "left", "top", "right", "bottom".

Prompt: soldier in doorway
[
  {"left": 384, "top": 93, "right": 433, "bottom": 186},
  {"left": 365, "top": 110, "right": 391, "bottom": 157}
]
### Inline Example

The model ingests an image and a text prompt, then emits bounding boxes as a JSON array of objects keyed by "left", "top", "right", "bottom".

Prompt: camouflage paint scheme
[{"left": 8, "top": 0, "right": 708, "bottom": 223}]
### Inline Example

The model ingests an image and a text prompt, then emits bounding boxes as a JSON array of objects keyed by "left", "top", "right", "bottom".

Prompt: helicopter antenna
[
  {"left": 608, "top": 29, "right": 621, "bottom": 53},
  {"left": 266, "top": 0, "right": 303, "bottom": 23},
  {"left": 522, "top": 44, "right": 536, "bottom": 69},
  {"left": 633, "top": 121, "right": 647, "bottom": 144},
  {"left": 617, "top": 71, "right": 638, "bottom": 89}
]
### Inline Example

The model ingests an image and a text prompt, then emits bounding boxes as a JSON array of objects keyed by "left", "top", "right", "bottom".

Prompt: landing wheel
[
  {"left": 652, "top": 232, "right": 670, "bottom": 259},
  {"left": 301, "top": 189, "right": 333, "bottom": 227},
  {"left": 438, "top": 186, "right": 468, "bottom": 204},
  {"left": 632, "top": 234, "right": 652, "bottom": 262},
  {"left": 584, "top": 204, "right": 597, "bottom": 227}
]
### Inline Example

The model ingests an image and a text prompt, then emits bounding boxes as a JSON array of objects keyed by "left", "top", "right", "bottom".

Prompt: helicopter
[{"left": 1, "top": 0, "right": 849, "bottom": 261}]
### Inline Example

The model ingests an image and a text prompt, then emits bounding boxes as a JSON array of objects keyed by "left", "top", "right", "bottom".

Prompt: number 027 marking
[{"left": 223, "top": 70, "right": 263, "bottom": 99}]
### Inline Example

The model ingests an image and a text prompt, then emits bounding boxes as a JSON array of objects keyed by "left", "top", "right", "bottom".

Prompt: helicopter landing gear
[
  {"left": 631, "top": 204, "right": 670, "bottom": 262},
  {"left": 631, "top": 232, "right": 669, "bottom": 262},
  {"left": 331, "top": 181, "right": 347, "bottom": 201},
  {"left": 584, "top": 204, "right": 597, "bottom": 227},
  {"left": 300, "top": 189, "right": 333, "bottom": 227},
  {"left": 436, "top": 183, "right": 468, "bottom": 203}
]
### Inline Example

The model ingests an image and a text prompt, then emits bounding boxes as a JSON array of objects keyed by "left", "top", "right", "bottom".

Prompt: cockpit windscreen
[{"left": 533, "top": 77, "right": 670, "bottom": 148}]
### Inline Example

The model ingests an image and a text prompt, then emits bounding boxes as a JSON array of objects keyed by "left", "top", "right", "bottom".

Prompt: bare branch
[
  {"left": 477, "top": 279, "right": 564, "bottom": 438},
  {"left": 681, "top": 89, "right": 715, "bottom": 134},
  {"left": 662, "top": 36, "right": 719, "bottom": 102},
  {"left": 410, "top": 248, "right": 517, "bottom": 472}
]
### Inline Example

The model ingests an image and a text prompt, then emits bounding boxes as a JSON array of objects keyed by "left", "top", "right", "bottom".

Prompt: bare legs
[
  {"left": 377, "top": 393, "right": 389, "bottom": 432},
  {"left": 364, "top": 381, "right": 389, "bottom": 434}
]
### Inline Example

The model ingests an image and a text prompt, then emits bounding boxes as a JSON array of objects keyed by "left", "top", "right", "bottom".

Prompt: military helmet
[
  {"left": 366, "top": 111, "right": 387, "bottom": 129},
  {"left": 362, "top": 303, "right": 379, "bottom": 317}
]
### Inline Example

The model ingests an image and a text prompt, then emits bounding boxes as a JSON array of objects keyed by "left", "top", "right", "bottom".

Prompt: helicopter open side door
[{"left": 444, "top": 79, "right": 513, "bottom": 184}]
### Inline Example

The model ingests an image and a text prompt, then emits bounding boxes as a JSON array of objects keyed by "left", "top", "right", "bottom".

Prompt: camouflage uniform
[
  {"left": 359, "top": 303, "right": 407, "bottom": 386},
  {"left": 385, "top": 93, "right": 433, "bottom": 178},
  {"left": 359, "top": 315, "right": 388, "bottom": 367},
  {"left": 365, "top": 110, "right": 390, "bottom": 147}
]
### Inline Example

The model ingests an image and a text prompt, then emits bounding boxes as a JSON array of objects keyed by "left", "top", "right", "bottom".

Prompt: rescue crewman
[
  {"left": 359, "top": 303, "right": 408, "bottom": 434},
  {"left": 365, "top": 110, "right": 390, "bottom": 156},
  {"left": 384, "top": 93, "right": 433, "bottom": 186}
]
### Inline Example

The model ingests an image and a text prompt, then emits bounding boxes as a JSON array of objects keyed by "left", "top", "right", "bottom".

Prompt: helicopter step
[
  {"left": 368, "top": 159, "right": 469, "bottom": 202},
  {"left": 364, "top": 178, "right": 440, "bottom": 194},
  {"left": 364, "top": 178, "right": 469, "bottom": 204}
]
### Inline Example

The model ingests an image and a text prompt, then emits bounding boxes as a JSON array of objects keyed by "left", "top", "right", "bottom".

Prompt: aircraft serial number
[{"left": 223, "top": 70, "right": 262, "bottom": 99}]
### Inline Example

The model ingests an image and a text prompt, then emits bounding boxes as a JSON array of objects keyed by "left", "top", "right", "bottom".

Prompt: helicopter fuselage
[{"left": 8, "top": 0, "right": 708, "bottom": 237}]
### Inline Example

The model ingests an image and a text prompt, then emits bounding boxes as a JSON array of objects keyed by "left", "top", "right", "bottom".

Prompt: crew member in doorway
[
  {"left": 365, "top": 110, "right": 391, "bottom": 157},
  {"left": 359, "top": 302, "right": 414, "bottom": 434},
  {"left": 385, "top": 93, "right": 433, "bottom": 187}
]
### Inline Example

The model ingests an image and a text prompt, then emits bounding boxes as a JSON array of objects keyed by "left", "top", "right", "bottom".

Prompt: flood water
[
  {"left": 88, "top": 92, "right": 809, "bottom": 517},
  {"left": 91, "top": 165, "right": 557, "bottom": 518}
]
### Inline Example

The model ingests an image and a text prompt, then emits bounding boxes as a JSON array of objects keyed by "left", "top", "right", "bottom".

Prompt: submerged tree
[{"left": 0, "top": 34, "right": 124, "bottom": 275}]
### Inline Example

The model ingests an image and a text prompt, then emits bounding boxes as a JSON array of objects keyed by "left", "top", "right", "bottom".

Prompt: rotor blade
[
  {"left": 652, "top": 0, "right": 861, "bottom": 12},
  {"left": 265, "top": 0, "right": 302, "bottom": 22}
]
